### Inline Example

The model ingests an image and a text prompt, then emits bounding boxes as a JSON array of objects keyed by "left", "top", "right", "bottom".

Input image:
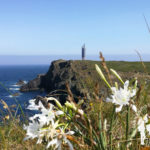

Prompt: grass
[
  {"left": 0, "top": 121, "right": 45, "bottom": 150},
  {"left": 68, "top": 60, "right": 150, "bottom": 101}
]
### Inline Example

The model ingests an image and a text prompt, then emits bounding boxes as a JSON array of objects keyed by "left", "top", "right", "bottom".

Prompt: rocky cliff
[
  {"left": 20, "top": 60, "right": 150, "bottom": 103},
  {"left": 20, "top": 59, "right": 106, "bottom": 103}
]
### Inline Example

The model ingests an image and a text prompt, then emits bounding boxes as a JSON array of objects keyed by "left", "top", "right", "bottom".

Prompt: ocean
[{"left": 0, "top": 65, "right": 49, "bottom": 117}]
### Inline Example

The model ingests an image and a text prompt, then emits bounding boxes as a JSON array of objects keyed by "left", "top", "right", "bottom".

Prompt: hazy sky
[{"left": 0, "top": 0, "right": 150, "bottom": 55}]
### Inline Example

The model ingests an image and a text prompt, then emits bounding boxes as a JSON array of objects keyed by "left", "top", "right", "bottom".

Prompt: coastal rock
[
  {"left": 20, "top": 74, "right": 45, "bottom": 92},
  {"left": 16, "top": 80, "right": 25, "bottom": 86},
  {"left": 21, "top": 59, "right": 150, "bottom": 103},
  {"left": 20, "top": 59, "right": 103, "bottom": 102}
]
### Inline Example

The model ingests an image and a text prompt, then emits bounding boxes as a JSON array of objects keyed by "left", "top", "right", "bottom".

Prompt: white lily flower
[
  {"left": 24, "top": 118, "right": 60, "bottom": 144},
  {"left": 106, "top": 80, "right": 136, "bottom": 112},
  {"left": 27, "top": 99, "right": 40, "bottom": 110},
  {"left": 24, "top": 97, "right": 74, "bottom": 150},
  {"left": 40, "top": 120, "right": 60, "bottom": 141},
  {"left": 24, "top": 97, "right": 64, "bottom": 140},
  {"left": 29, "top": 105, "right": 54, "bottom": 125},
  {"left": 137, "top": 114, "right": 148, "bottom": 145},
  {"left": 24, "top": 120, "right": 43, "bottom": 141},
  {"left": 28, "top": 99, "right": 63, "bottom": 125},
  {"left": 46, "top": 129, "right": 74, "bottom": 150},
  {"left": 131, "top": 104, "right": 137, "bottom": 112},
  {"left": 47, "top": 138, "right": 61, "bottom": 150}
]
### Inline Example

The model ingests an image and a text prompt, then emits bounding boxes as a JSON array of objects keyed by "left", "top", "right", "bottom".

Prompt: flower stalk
[
  {"left": 99, "top": 112, "right": 107, "bottom": 150},
  {"left": 126, "top": 105, "right": 130, "bottom": 148},
  {"left": 95, "top": 64, "right": 111, "bottom": 89},
  {"left": 110, "top": 68, "right": 124, "bottom": 85},
  {"left": 109, "top": 106, "right": 116, "bottom": 150}
]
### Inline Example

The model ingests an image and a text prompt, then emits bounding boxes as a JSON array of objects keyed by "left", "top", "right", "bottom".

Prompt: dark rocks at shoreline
[
  {"left": 16, "top": 80, "right": 26, "bottom": 86},
  {"left": 20, "top": 74, "right": 45, "bottom": 92}
]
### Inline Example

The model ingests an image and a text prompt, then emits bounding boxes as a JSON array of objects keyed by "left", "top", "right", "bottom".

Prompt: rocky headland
[{"left": 20, "top": 60, "right": 150, "bottom": 103}]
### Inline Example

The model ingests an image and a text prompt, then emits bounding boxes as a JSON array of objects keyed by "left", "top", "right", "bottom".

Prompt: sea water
[{"left": 0, "top": 65, "right": 49, "bottom": 117}]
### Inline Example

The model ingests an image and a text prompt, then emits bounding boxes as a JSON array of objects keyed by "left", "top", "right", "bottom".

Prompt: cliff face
[
  {"left": 20, "top": 59, "right": 106, "bottom": 102},
  {"left": 20, "top": 59, "right": 150, "bottom": 103},
  {"left": 20, "top": 74, "right": 44, "bottom": 92}
]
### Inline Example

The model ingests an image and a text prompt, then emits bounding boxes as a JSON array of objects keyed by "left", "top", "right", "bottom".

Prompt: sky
[{"left": 0, "top": 0, "right": 150, "bottom": 56}]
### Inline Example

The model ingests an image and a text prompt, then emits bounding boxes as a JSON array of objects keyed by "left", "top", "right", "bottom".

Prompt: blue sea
[{"left": 0, "top": 65, "right": 49, "bottom": 117}]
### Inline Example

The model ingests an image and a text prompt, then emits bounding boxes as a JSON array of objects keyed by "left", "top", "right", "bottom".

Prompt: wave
[
  {"left": 6, "top": 93, "right": 22, "bottom": 98},
  {"left": 9, "top": 88, "right": 20, "bottom": 91},
  {"left": 6, "top": 95, "right": 13, "bottom": 98}
]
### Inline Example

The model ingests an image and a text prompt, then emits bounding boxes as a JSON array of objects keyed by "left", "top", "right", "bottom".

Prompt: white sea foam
[
  {"left": 7, "top": 95, "right": 13, "bottom": 98},
  {"left": 24, "top": 80, "right": 27, "bottom": 84},
  {"left": 6, "top": 93, "right": 21, "bottom": 98},
  {"left": 9, "top": 88, "right": 20, "bottom": 91}
]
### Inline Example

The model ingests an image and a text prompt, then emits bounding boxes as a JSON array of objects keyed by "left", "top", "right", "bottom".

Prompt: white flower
[
  {"left": 27, "top": 99, "right": 40, "bottom": 110},
  {"left": 106, "top": 80, "right": 136, "bottom": 112},
  {"left": 28, "top": 99, "right": 63, "bottom": 125},
  {"left": 24, "top": 97, "right": 74, "bottom": 150},
  {"left": 24, "top": 120, "right": 43, "bottom": 141},
  {"left": 46, "top": 129, "right": 74, "bottom": 150},
  {"left": 24, "top": 117, "right": 60, "bottom": 144},
  {"left": 39, "top": 120, "right": 60, "bottom": 142},
  {"left": 137, "top": 114, "right": 148, "bottom": 145},
  {"left": 24, "top": 98, "right": 64, "bottom": 142},
  {"left": 131, "top": 104, "right": 137, "bottom": 112},
  {"left": 27, "top": 99, "right": 53, "bottom": 113}
]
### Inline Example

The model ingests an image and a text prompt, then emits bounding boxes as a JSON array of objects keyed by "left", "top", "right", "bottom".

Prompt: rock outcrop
[
  {"left": 20, "top": 74, "right": 45, "bottom": 92},
  {"left": 20, "top": 59, "right": 150, "bottom": 103},
  {"left": 16, "top": 80, "right": 26, "bottom": 86},
  {"left": 20, "top": 59, "right": 105, "bottom": 102}
]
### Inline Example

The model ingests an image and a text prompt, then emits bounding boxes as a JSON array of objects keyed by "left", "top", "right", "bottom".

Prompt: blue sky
[{"left": 0, "top": 0, "right": 150, "bottom": 55}]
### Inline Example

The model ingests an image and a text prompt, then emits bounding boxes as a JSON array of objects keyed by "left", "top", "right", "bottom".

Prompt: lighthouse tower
[{"left": 82, "top": 44, "right": 86, "bottom": 60}]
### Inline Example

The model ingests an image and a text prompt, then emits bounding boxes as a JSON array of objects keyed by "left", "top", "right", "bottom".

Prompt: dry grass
[{"left": 0, "top": 120, "right": 45, "bottom": 150}]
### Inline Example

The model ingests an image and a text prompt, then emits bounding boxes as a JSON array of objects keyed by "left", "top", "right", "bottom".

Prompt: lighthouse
[{"left": 82, "top": 44, "right": 86, "bottom": 60}]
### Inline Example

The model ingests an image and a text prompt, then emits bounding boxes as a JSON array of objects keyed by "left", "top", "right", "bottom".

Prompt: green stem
[
  {"left": 99, "top": 112, "right": 106, "bottom": 150},
  {"left": 126, "top": 105, "right": 130, "bottom": 149},
  {"left": 76, "top": 120, "right": 101, "bottom": 149},
  {"left": 109, "top": 106, "right": 115, "bottom": 150}
]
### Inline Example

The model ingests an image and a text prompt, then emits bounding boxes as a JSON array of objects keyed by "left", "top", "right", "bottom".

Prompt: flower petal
[
  {"left": 131, "top": 104, "right": 137, "bottom": 112},
  {"left": 124, "top": 80, "right": 129, "bottom": 90},
  {"left": 66, "top": 139, "right": 74, "bottom": 150},
  {"left": 115, "top": 105, "right": 123, "bottom": 113}
]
